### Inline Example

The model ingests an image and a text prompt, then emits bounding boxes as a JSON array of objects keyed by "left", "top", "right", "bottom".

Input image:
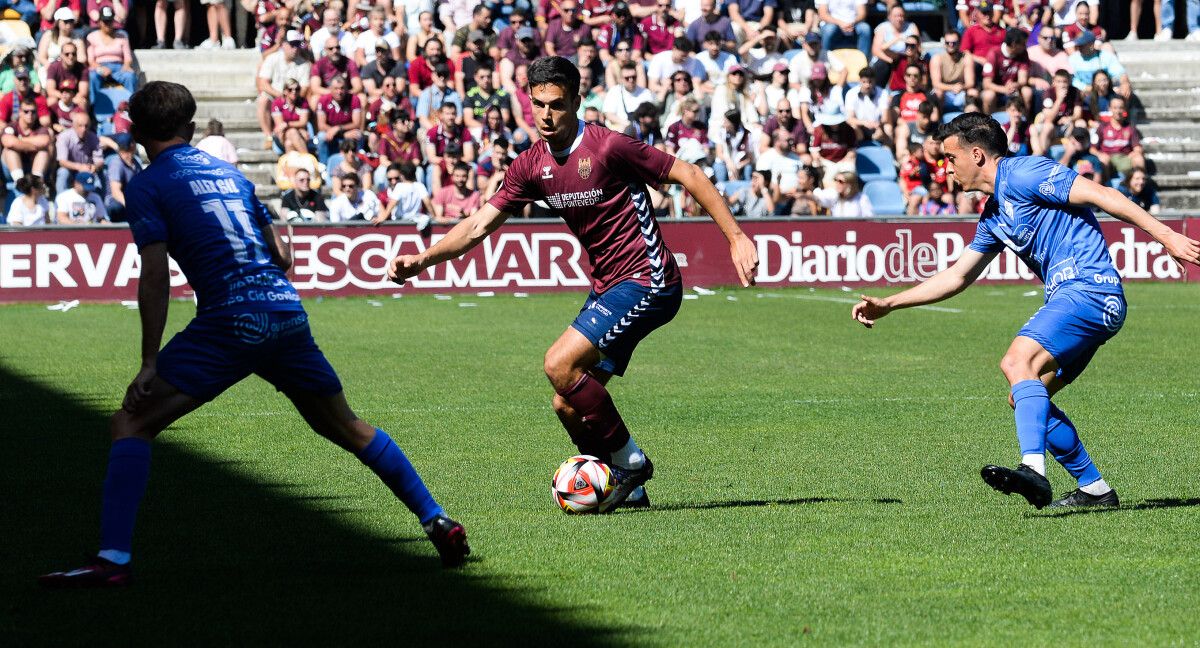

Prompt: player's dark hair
[
  {"left": 129, "top": 80, "right": 196, "bottom": 142},
  {"left": 935, "top": 112, "right": 1008, "bottom": 157},
  {"left": 527, "top": 56, "right": 580, "bottom": 98}
]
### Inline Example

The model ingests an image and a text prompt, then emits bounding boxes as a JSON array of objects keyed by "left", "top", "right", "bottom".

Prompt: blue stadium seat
[
  {"left": 991, "top": 111, "right": 1011, "bottom": 126},
  {"left": 783, "top": 48, "right": 803, "bottom": 62},
  {"left": 942, "top": 111, "right": 962, "bottom": 124},
  {"left": 856, "top": 145, "right": 898, "bottom": 183},
  {"left": 864, "top": 180, "right": 907, "bottom": 215}
]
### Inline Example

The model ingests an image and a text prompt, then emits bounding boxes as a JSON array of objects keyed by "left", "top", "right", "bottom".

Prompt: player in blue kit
[
  {"left": 38, "top": 82, "right": 468, "bottom": 587},
  {"left": 853, "top": 113, "right": 1200, "bottom": 509}
]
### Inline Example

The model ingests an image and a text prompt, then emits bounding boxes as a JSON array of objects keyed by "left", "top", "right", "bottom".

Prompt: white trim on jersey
[
  {"left": 549, "top": 120, "right": 588, "bottom": 158},
  {"left": 598, "top": 183, "right": 668, "bottom": 350}
]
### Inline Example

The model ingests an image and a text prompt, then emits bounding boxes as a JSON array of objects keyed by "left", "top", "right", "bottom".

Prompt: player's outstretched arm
[
  {"left": 261, "top": 222, "right": 293, "bottom": 272},
  {"left": 664, "top": 158, "right": 759, "bottom": 286},
  {"left": 852, "top": 248, "right": 995, "bottom": 328},
  {"left": 387, "top": 201, "right": 511, "bottom": 284},
  {"left": 125, "top": 242, "right": 171, "bottom": 412},
  {"left": 1068, "top": 175, "right": 1200, "bottom": 268}
]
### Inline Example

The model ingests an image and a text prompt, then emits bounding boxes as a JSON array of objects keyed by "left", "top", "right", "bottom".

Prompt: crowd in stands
[{"left": 1, "top": 0, "right": 1183, "bottom": 226}]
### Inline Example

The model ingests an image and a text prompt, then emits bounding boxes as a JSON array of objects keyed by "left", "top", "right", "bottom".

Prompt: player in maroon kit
[{"left": 388, "top": 56, "right": 758, "bottom": 511}]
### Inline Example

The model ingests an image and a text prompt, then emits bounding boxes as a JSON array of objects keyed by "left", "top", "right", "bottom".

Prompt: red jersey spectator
[
  {"left": 45, "top": 42, "right": 88, "bottom": 109},
  {"left": 982, "top": 29, "right": 1032, "bottom": 112},
  {"left": 49, "top": 78, "right": 84, "bottom": 131},
  {"left": 544, "top": 2, "right": 588, "bottom": 58},
  {"left": 1093, "top": 95, "right": 1143, "bottom": 179},
  {"left": 38, "top": 0, "right": 84, "bottom": 33},
  {"left": 0, "top": 71, "right": 51, "bottom": 127},
  {"left": 311, "top": 36, "right": 363, "bottom": 98},
  {"left": 408, "top": 38, "right": 455, "bottom": 92},
  {"left": 962, "top": 9, "right": 1005, "bottom": 65},
  {"left": 639, "top": 1, "right": 679, "bottom": 55},
  {"left": 811, "top": 119, "right": 855, "bottom": 163}
]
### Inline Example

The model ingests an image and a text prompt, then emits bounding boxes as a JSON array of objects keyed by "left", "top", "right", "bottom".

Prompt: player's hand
[
  {"left": 122, "top": 364, "right": 157, "bottom": 413},
  {"left": 852, "top": 294, "right": 892, "bottom": 328},
  {"left": 1163, "top": 230, "right": 1200, "bottom": 269},
  {"left": 387, "top": 254, "right": 426, "bottom": 285},
  {"left": 729, "top": 233, "right": 758, "bottom": 287}
]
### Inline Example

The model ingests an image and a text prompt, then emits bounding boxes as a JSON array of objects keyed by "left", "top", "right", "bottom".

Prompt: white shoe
[
  {"left": 198, "top": 38, "right": 216, "bottom": 49},
  {"left": 1155, "top": 28, "right": 1173, "bottom": 41},
  {"left": 1187, "top": 30, "right": 1200, "bottom": 42},
  {"left": 1123, "top": 30, "right": 1139, "bottom": 40},
  {"left": 221, "top": 36, "right": 236, "bottom": 49}
]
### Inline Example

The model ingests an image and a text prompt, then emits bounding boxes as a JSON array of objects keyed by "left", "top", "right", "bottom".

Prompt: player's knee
[
  {"left": 999, "top": 352, "right": 1033, "bottom": 381},
  {"left": 552, "top": 393, "right": 574, "bottom": 416},
  {"left": 109, "top": 409, "right": 146, "bottom": 442},
  {"left": 543, "top": 351, "right": 576, "bottom": 392}
]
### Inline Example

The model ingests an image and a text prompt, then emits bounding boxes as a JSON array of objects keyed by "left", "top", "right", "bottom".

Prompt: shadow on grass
[
  {"left": 620, "top": 497, "right": 903, "bottom": 514},
  {"left": 0, "top": 367, "right": 630, "bottom": 645},
  {"left": 1035, "top": 498, "right": 1200, "bottom": 518}
]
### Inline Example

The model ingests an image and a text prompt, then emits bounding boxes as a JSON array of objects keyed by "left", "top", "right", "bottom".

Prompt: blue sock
[
  {"left": 1011, "top": 380, "right": 1050, "bottom": 460},
  {"left": 1045, "top": 404, "right": 1103, "bottom": 487},
  {"left": 99, "top": 437, "right": 152, "bottom": 556},
  {"left": 356, "top": 429, "right": 443, "bottom": 525}
]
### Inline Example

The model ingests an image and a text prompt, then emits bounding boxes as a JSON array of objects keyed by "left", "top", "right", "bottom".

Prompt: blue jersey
[
  {"left": 125, "top": 143, "right": 302, "bottom": 315},
  {"left": 968, "top": 155, "right": 1122, "bottom": 300}
]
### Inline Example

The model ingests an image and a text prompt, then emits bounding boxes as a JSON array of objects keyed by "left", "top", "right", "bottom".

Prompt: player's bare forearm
[
  {"left": 137, "top": 243, "right": 172, "bottom": 367},
  {"left": 665, "top": 158, "right": 759, "bottom": 285},
  {"left": 262, "top": 222, "right": 293, "bottom": 271},
  {"left": 1070, "top": 176, "right": 1200, "bottom": 265},
  {"left": 389, "top": 202, "right": 510, "bottom": 282},
  {"left": 854, "top": 250, "right": 993, "bottom": 327}
]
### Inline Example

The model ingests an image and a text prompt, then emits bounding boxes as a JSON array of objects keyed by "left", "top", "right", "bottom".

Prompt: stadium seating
[
  {"left": 864, "top": 180, "right": 906, "bottom": 214},
  {"left": 856, "top": 145, "right": 898, "bottom": 183}
]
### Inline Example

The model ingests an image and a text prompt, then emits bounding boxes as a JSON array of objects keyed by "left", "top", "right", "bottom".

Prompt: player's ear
[{"left": 181, "top": 121, "right": 196, "bottom": 143}]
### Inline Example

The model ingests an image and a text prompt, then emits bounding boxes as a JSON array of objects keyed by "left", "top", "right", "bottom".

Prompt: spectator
[
  {"left": 37, "top": 7, "right": 84, "bottom": 76},
  {"left": 729, "top": 169, "right": 774, "bottom": 217},
  {"left": 570, "top": 37, "right": 607, "bottom": 88},
  {"left": 814, "top": 170, "right": 872, "bottom": 216},
  {"left": 356, "top": 6, "right": 402, "bottom": 67},
  {"left": 604, "top": 60, "right": 655, "bottom": 131},
  {"left": 427, "top": 101, "right": 477, "bottom": 169},
  {"left": 739, "top": 28, "right": 786, "bottom": 77},
  {"left": 329, "top": 173, "right": 383, "bottom": 221},
  {"left": 1, "top": 98, "right": 51, "bottom": 181},
  {"left": 713, "top": 108, "right": 754, "bottom": 183},
  {"left": 780, "top": 165, "right": 821, "bottom": 215},
  {"left": 1058, "top": 125, "right": 1103, "bottom": 183},
  {"left": 1027, "top": 25, "right": 1070, "bottom": 85},
  {"left": 258, "top": 6, "right": 293, "bottom": 56},
  {"left": 281, "top": 168, "right": 329, "bottom": 222},
  {"left": 797, "top": 62, "right": 845, "bottom": 135},
  {"left": 152, "top": 0, "right": 190, "bottom": 49},
  {"left": 759, "top": 97, "right": 806, "bottom": 154},
  {"left": 728, "top": 0, "right": 777, "bottom": 43},
  {"left": 870, "top": 3, "right": 918, "bottom": 79},
  {"left": 809, "top": 113, "right": 857, "bottom": 188},
  {"left": 1, "top": 68, "right": 50, "bottom": 129},
  {"left": 1118, "top": 167, "right": 1160, "bottom": 215},
  {"left": 87, "top": 0, "right": 130, "bottom": 29},
  {"left": 45, "top": 40, "right": 87, "bottom": 110},
  {"left": 661, "top": 70, "right": 700, "bottom": 126},
  {"left": 898, "top": 141, "right": 927, "bottom": 211},
  {"left": 104, "top": 132, "right": 140, "bottom": 222},
  {"left": 708, "top": 64, "right": 758, "bottom": 139},
  {"left": 1127, "top": 0, "right": 1162, "bottom": 40},
  {"left": 1052, "top": 0, "right": 1098, "bottom": 30},
  {"left": 695, "top": 31, "right": 737, "bottom": 94},
  {"left": 405, "top": 10, "right": 438, "bottom": 62},
  {"left": 310, "top": 7, "right": 356, "bottom": 57},
  {"left": 892, "top": 64, "right": 937, "bottom": 128},
  {"left": 474, "top": 134, "right": 510, "bottom": 184},
  {"left": 48, "top": 78, "right": 84, "bottom": 132},
  {"left": 463, "top": 65, "right": 514, "bottom": 132},
  {"left": 624, "top": 101, "right": 665, "bottom": 149},
  {"left": 55, "top": 110, "right": 101, "bottom": 194},
  {"left": 687, "top": 0, "right": 736, "bottom": 52},
  {"left": 597, "top": 3, "right": 644, "bottom": 61},
  {"left": 641, "top": 0, "right": 680, "bottom": 56},
  {"left": 497, "top": 10, "right": 541, "bottom": 58},
  {"left": 1, "top": 45, "right": 42, "bottom": 94},
  {"left": 1062, "top": 1, "right": 1106, "bottom": 48},
  {"left": 311, "top": 35, "right": 364, "bottom": 101},
  {"left": 315, "top": 75, "right": 364, "bottom": 165},
  {"left": 1083, "top": 68, "right": 1116, "bottom": 125},
  {"left": 270, "top": 79, "right": 311, "bottom": 154},
  {"left": 451, "top": 4, "right": 497, "bottom": 58},
  {"left": 409, "top": 37, "right": 452, "bottom": 93},
  {"left": 438, "top": 0, "right": 475, "bottom": 42},
  {"left": 363, "top": 44, "right": 406, "bottom": 105},
  {"left": 648, "top": 37, "right": 705, "bottom": 96},
  {"left": 815, "top": 0, "right": 869, "bottom": 58},
  {"left": 1034, "top": 69, "right": 1083, "bottom": 154},
  {"left": 7, "top": 176, "right": 50, "bottom": 226},
  {"left": 56, "top": 171, "right": 108, "bottom": 223},
  {"left": 274, "top": 144, "right": 322, "bottom": 191},
  {"left": 257, "top": 32, "right": 311, "bottom": 146},
  {"left": 1159, "top": 0, "right": 1199, "bottom": 40},
  {"left": 918, "top": 182, "right": 955, "bottom": 215},
  {"left": 962, "top": 4, "right": 1005, "bottom": 65},
  {"left": 756, "top": 128, "right": 804, "bottom": 192},
  {"left": 1093, "top": 95, "right": 1144, "bottom": 181},
  {"left": 500, "top": 27, "right": 546, "bottom": 91},
  {"left": 981, "top": 28, "right": 1033, "bottom": 113},
  {"left": 86, "top": 7, "right": 137, "bottom": 107},
  {"left": 895, "top": 99, "right": 938, "bottom": 161},
  {"left": 329, "top": 138, "right": 372, "bottom": 195},
  {"left": 1069, "top": 31, "right": 1131, "bottom": 97},
  {"left": 417, "top": 62, "right": 464, "bottom": 130},
  {"left": 930, "top": 31, "right": 977, "bottom": 113},
  {"left": 604, "top": 32, "right": 648, "bottom": 88},
  {"left": 665, "top": 97, "right": 711, "bottom": 154},
  {"left": 885, "top": 34, "right": 928, "bottom": 92},
  {"left": 196, "top": 118, "right": 238, "bottom": 164},
  {"left": 1002, "top": 95, "right": 1031, "bottom": 155},
  {"left": 544, "top": 2, "right": 588, "bottom": 58},
  {"left": 197, "top": 0, "right": 235, "bottom": 50},
  {"left": 844, "top": 66, "right": 889, "bottom": 143},
  {"left": 431, "top": 161, "right": 480, "bottom": 222},
  {"left": 374, "top": 107, "right": 424, "bottom": 185},
  {"left": 378, "top": 162, "right": 434, "bottom": 227}
]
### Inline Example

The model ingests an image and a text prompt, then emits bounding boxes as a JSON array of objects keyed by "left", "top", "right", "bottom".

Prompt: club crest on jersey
[
  {"left": 541, "top": 165, "right": 554, "bottom": 179},
  {"left": 578, "top": 156, "right": 592, "bottom": 179}
]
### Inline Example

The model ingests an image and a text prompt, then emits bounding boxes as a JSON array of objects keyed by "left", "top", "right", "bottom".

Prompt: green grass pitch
[{"left": 2, "top": 283, "right": 1198, "bottom": 645}]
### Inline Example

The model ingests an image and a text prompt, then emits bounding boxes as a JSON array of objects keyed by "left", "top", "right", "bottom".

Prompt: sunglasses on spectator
[
  {"left": 623, "top": 75, "right": 636, "bottom": 81},
  {"left": 326, "top": 46, "right": 338, "bottom": 51},
  {"left": 616, "top": 45, "right": 630, "bottom": 52},
  {"left": 341, "top": 182, "right": 358, "bottom": 189},
  {"left": 944, "top": 39, "right": 959, "bottom": 46},
  {"left": 20, "top": 108, "right": 35, "bottom": 114},
  {"left": 562, "top": 6, "right": 576, "bottom": 11},
  {"left": 60, "top": 18, "right": 75, "bottom": 23},
  {"left": 904, "top": 72, "right": 920, "bottom": 78},
  {"left": 834, "top": 177, "right": 846, "bottom": 184},
  {"left": 387, "top": 175, "right": 401, "bottom": 182}
]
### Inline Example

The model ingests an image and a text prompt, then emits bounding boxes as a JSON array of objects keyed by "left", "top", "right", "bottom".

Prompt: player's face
[
  {"left": 530, "top": 82, "right": 581, "bottom": 145},
  {"left": 940, "top": 135, "right": 981, "bottom": 191}
]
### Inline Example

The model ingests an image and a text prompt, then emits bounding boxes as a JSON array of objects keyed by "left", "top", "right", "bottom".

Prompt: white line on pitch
[{"left": 782, "top": 293, "right": 963, "bottom": 313}]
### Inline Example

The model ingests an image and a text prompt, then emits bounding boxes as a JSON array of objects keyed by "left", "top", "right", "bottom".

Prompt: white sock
[
  {"left": 11, "top": 168, "right": 24, "bottom": 180},
  {"left": 610, "top": 437, "right": 644, "bottom": 470},
  {"left": 1080, "top": 478, "right": 1112, "bottom": 496},
  {"left": 98, "top": 549, "right": 131, "bottom": 565},
  {"left": 1021, "top": 453, "right": 1046, "bottom": 476}
]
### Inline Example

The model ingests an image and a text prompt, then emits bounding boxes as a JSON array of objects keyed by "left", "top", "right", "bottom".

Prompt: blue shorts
[
  {"left": 571, "top": 280, "right": 683, "bottom": 377},
  {"left": 1017, "top": 287, "right": 1126, "bottom": 385},
  {"left": 157, "top": 310, "right": 343, "bottom": 401}
]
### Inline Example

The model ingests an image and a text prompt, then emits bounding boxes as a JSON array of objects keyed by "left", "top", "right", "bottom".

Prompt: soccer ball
[{"left": 551, "top": 455, "right": 616, "bottom": 514}]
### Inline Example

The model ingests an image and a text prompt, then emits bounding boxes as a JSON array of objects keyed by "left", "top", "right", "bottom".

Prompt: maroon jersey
[
  {"left": 316, "top": 93, "right": 361, "bottom": 127},
  {"left": 312, "top": 56, "right": 361, "bottom": 87},
  {"left": 1097, "top": 122, "right": 1138, "bottom": 154},
  {"left": 270, "top": 96, "right": 307, "bottom": 124},
  {"left": 984, "top": 46, "right": 1030, "bottom": 85},
  {"left": 50, "top": 100, "right": 82, "bottom": 129},
  {"left": 961, "top": 23, "right": 1004, "bottom": 61},
  {"left": 666, "top": 120, "right": 710, "bottom": 150},
  {"left": 488, "top": 122, "right": 682, "bottom": 293}
]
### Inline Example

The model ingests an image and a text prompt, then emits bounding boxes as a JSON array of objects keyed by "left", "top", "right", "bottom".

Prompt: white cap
[
  {"left": 285, "top": 29, "right": 304, "bottom": 44},
  {"left": 53, "top": 7, "right": 76, "bottom": 21}
]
